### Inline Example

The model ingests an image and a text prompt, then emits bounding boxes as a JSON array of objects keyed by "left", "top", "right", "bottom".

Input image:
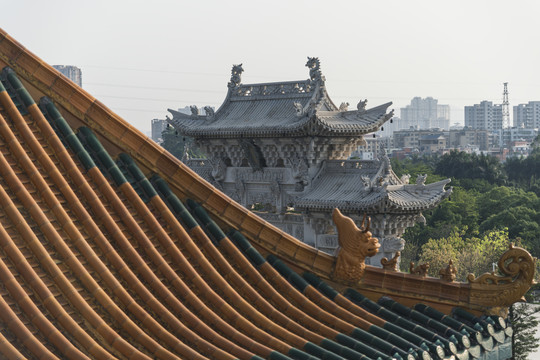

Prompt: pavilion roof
[
  {"left": 295, "top": 159, "right": 452, "bottom": 213},
  {"left": 168, "top": 59, "right": 394, "bottom": 138}
]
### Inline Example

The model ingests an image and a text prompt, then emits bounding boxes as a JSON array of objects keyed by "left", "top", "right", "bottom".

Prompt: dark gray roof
[
  {"left": 168, "top": 62, "right": 393, "bottom": 138},
  {"left": 295, "top": 159, "right": 452, "bottom": 212}
]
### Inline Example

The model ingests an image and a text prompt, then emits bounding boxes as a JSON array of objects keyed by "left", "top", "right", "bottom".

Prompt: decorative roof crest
[
  {"left": 439, "top": 260, "right": 457, "bottom": 282},
  {"left": 467, "top": 244, "right": 535, "bottom": 307},
  {"left": 409, "top": 262, "right": 430, "bottom": 277},
  {"left": 293, "top": 102, "right": 306, "bottom": 117},
  {"left": 332, "top": 209, "right": 380, "bottom": 282},
  {"left": 228, "top": 63, "right": 244, "bottom": 89},
  {"left": 381, "top": 251, "right": 400, "bottom": 271},
  {"left": 306, "top": 57, "right": 325, "bottom": 83},
  {"left": 357, "top": 99, "right": 368, "bottom": 113}
]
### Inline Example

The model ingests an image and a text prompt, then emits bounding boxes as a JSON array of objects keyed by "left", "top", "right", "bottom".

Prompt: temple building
[
  {"left": 0, "top": 28, "right": 533, "bottom": 360},
  {"left": 169, "top": 58, "right": 452, "bottom": 265}
]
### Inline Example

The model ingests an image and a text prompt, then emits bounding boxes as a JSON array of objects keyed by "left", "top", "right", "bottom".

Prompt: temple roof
[
  {"left": 168, "top": 58, "right": 394, "bottom": 138},
  {"left": 295, "top": 159, "right": 452, "bottom": 213},
  {"left": 0, "top": 27, "right": 529, "bottom": 360}
]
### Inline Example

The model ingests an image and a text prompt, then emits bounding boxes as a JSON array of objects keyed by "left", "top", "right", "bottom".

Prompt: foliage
[
  {"left": 510, "top": 303, "right": 540, "bottom": 360},
  {"left": 391, "top": 152, "right": 540, "bottom": 359},
  {"left": 413, "top": 227, "right": 510, "bottom": 280},
  {"left": 160, "top": 126, "right": 186, "bottom": 159},
  {"left": 476, "top": 188, "right": 540, "bottom": 256},
  {"left": 402, "top": 187, "right": 480, "bottom": 249},
  {"left": 390, "top": 155, "right": 446, "bottom": 184},
  {"left": 435, "top": 150, "right": 506, "bottom": 185},
  {"left": 393, "top": 154, "right": 540, "bottom": 259},
  {"left": 505, "top": 149, "right": 540, "bottom": 196},
  {"left": 160, "top": 127, "right": 204, "bottom": 160}
]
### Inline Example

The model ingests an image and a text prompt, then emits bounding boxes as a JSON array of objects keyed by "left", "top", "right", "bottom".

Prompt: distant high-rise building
[
  {"left": 464, "top": 101, "right": 503, "bottom": 131},
  {"left": 513, "top": 101, "right": 540, "bottom": 129},
  {"left": 399, "top": 97, "right": 450, "bottom": 130},
  {"left": 52, "top": 65, "right": 82, "bottom": 87}
]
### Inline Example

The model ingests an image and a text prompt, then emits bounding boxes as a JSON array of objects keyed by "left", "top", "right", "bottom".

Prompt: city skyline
[{"left": 3, "top": 0, "right": 540, "bottom": 133}]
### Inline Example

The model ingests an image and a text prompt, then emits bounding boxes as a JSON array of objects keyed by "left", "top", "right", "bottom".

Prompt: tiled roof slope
[
  {"left": 0, "top": 28, "right": 528, "bottom": 360},
  {"left": 295, "top": 160, "right": 451, "bottom": 212},
  {"left": 168, "top": 68, "right": 393, "bottom": 138}
]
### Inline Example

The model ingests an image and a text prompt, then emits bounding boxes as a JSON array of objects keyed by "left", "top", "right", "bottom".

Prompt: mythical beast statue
[{"left": 332, "top": 208, "right": 380, "bottom": 282}]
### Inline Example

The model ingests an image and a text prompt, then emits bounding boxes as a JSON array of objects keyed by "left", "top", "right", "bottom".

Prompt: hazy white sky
[{"left": 3, "top": 0, "right": 540, "bottom": 133}]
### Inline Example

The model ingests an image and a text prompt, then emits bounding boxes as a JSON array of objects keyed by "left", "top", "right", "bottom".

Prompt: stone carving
[
  {"left": 293, "top": 102, "right": 306, "bottom": 117},
  {"left": 181, "top": 137, "right": 192, "bottom": 163},
  {"left": 409, "top": 262, "right": 430, "bottom": 277},
  {"left": 439, "top": 260, "right": 457, "bottom": 282},
  {"left": 262, "top": 144, "right": 279, "bottom": 167},
  {"left": 233, "top": 177, "right": 245, "bottom": 203},
  {"left": 416, "top": 213, "right": 427, "bottom": 225},
  {"left": 209, "top": 157, "right": 227, "bottom": 182},
  {"left": 332, "top": 209, "right": 380, "bottom": 282},
  {"left": 400, "top": 174, "right": 411, "bottom": 184},
  {"left": 339, "top": 102, "right": 349, "bottom": 112},
  {"left": 295, "top": 226, "right": 304, "bottom": 240},
  {"left": 270, "top": 179, "right": 280, "bottom": 210},
  {"left": 416, "top": 174, "right": 427, "bottom": 186},
  {"left": 357, "top": 99, "right": 368, "bottom": 112},
  {"left": 248, "top": 192, "right": 274, "bottom": 211},
  {"left": 381, "top": 251, "right": 400, "bottom": 271},
  {"left": 204, "top": 106, "right": 215, "bottom": 117},
  {"left": 377, "top": 176, "right": 389, "bottom": 190},
  {"left": 288, "top": 155, "right": 309, "bottom": 189},
  {"left": 228, "top": 63, "right": 244, "bottom": 89},
  {"left": 190, "top": 105, "right": 199, "bottom": 116},
  {"left": 382, "top": 237, "right": 405, "bottom": 252},
  {"left": 240, "top": 139, "right": 265, "bottom": 171},
  {"left": 234, "top": 167, "right": 283, "bottom": 182},
  {"left": 314, "top": 218, "right": 330, "bottom": 234},
  {"left": 306, "top": 57, "right": 323, "bottom": 83},
  {"left": 361, "top": 175, "right": 371, "bottom": 188},
  {"left": 233, "top": 81, "right": 312, "bottom": 98}
]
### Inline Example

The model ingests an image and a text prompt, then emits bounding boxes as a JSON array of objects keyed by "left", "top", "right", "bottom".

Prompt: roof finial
[
  {"left": 228, "top": 63, "right": 244, "bottom": 89},
  {"left": 306, "top": 57, "right": 324, "bottom": 83}
]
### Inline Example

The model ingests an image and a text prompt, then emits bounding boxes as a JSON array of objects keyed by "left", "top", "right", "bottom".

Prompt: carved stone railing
[{"left": 231, "top": 81, "right": 314, "bottom": 99}]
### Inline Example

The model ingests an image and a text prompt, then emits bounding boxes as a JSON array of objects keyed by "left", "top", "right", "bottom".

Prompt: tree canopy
[
  {"left": 392, "top": 151, "right": 540, "bottom": 360},
  {"left": 392, "top": 152, "right": 540, "bottom": 261}
]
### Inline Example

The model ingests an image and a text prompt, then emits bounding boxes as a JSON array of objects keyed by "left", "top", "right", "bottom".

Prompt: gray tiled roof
[
  {"left": 296, "top": 160, "right": 451, "bottom": 212},
  {"left": 169, "top": 74, "right": 393, "bottom": 138}
]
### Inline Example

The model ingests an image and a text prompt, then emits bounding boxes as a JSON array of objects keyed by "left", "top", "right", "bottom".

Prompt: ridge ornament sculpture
[
  {"left": 468, "top": 243, "right": 536, "bottom": 308},
  {"left": 332, "top": 208, "right": 380, "bottom": 282}
]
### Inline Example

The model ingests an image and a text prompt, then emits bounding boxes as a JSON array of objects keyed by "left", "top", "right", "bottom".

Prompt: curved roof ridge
[{"left": 0, "top": 28, "right": 533, "bottom": 360}]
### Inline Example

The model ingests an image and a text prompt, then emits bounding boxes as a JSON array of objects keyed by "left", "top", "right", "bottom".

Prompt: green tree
[
  {"left": 160, "top": 126, "right": 186, "bottom": 159},
  {"left": 390, "top": 155, "right": 446, "bottom": 184},
  {"left": 160, "top": 127, "right": 204, "bottom": 160},
  {"left": 510, "top": 303, "right": 540, "bottom": 360},
  {"left": 402, "top": 187, "right": 480, "bottom": 250},
  {"left": 476, "top": 187, "right": 538, "bottom": 222},
  {"left": 435, "top": 150, "right": 506, "bottom": 185},
  {"left": 415, "top": 227, "right": 510, "bottom": 280}
]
